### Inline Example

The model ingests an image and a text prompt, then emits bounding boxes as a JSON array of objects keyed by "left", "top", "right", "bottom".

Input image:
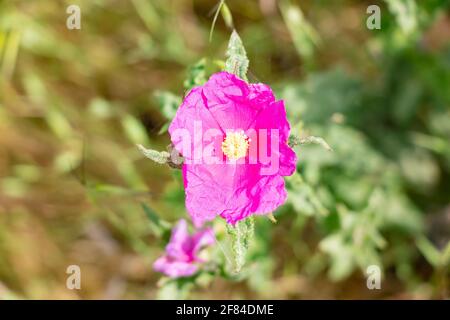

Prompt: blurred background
[{"left": 0, "top": 0, "right": 449, "bottom": 299}]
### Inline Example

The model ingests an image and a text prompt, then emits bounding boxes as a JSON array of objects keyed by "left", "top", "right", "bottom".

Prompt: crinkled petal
[
  {"left": 183, "top": 164, "right": 234, "bottom": 226},
  {"left": 190, "top": 227, "right": 215, "bottom": 260},
  {"left": 153, "top": 256, "right": 198, "bottom": 278},
  {"left": 220, "top": 174, "right": 288, "bottom": 224},
  {"left": 255, "top": 100, "right": 291, "bottom": 143},
  {"left": 169, "top": 88, "right": 224, "bottom": 162},
  {"left": 279, "top": 144, "right": 297, "bottom": 176},
  {"left": 184, "top": 162, "right": 288, "bottom": 225},
  {"left": 254, "top": 100, "right": 297, "bottom": 176},
  {"left": 165, "top": 219, "right": 190, "bottom": 261},
  {"left": 202, "top": 72, "right": 275, "bottom": 131}
]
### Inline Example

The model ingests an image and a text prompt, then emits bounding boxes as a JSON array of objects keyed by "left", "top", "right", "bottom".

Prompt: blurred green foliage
[{"left": 0, "top": 0, "right": 449, "bottom": 299}]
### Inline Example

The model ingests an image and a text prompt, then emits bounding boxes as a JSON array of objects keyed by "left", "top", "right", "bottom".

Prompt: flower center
[{"left": 221, "top": 131, "right": 249, "bottom": 160}]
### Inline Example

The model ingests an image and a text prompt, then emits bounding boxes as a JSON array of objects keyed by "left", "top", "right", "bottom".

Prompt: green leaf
[
  {"left": 137, "top": 144, "right": 170, "bottom": 164},
  {"left": 46, "top": 107, "right": 73, "bottom": 140},
  {"left": 279, "top": 1, "right": 320, "bottom": 66},
  {"left": 131, "top": 0, "right": 161, "bottom": 32},
  {"left": 286, "top": 173, "right": 329, "bottom": 217},
  {"left": 226, "top": 216, "right": 254, "bottom": 273},
  {"left": 224, "top": 30, "right": 249, "bottom": 81},
  {"left": 0, "top": 29, "right": 21, "bottom": 78},
  {"left": 157, "top": 122, "right": 170, "bottom": 135},
  {"left": 416, "top": 236, "right": 442, "bottom": 268},
  {"left": 154, "top": 90, "right": 181, "bottom": 120},
  {"left": 184, "top": 58, "right": 208, "bottom": 91},
  {"left": 279, "top": 67, "right": 362, "bottom": 125},
  {"left": 137, "top": 144, "right": 184, "bottom": 169},
  {"left": 221, "top": 3, "right": 234, "bottom": 29},
  {"left": 122, "top": 114, "right": 150, "bottom": 145},
  {"left": 442, "top": 241, "right": 450, "bottom": 267},
  {"left": 208, "top": 1, "right": 233, "bottom": 42},
  {"left": 157, "top": 280, "right": 191, "bottom": 300},
  {"left": 142, "top": 203, "right": 161, "bottom": 226},
  {"left": 319, "top": 233, "right": 355, "bottom": 281},
  {"left": 385, "top": 0, "right": 418, "bottom": 36},
  {"left": 141, "top": 203, "right": 171, "bottom": 236},
  {"left": 288, "top": 135, "right": 333, "bottom": 151}
]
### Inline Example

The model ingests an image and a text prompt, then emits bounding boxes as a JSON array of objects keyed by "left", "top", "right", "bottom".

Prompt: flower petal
[
  {"left": 184, "top": 162, "right": 288, "bottom": 225},
  {"left": 190, "top": 227, "right": 215, "bottom": 260},
  {"left": 255, "top": 100, "right": 291, "bottom": 142},
  {"left": 202, "top": 72, "right": 275, "bottom": 131},
  {"left": 153, "top": 256, "right": 198, "bottom": 278},
  {"left": 254, "top": 100, "right": 297, "bottom": 176},
  {"left": 169, "top": 87, "right": 224, "bottom": 162},
  {"left": 166, "top": 219, "right": 190, "bottom": 261},
  {"left": 220, "top": 174, "right": 288, "bottom": 224}
]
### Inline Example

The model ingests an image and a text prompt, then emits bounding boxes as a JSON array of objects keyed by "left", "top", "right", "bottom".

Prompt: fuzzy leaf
[
  {"left": 288, "top": 134, "right": 333, "bottom": 151},
  {"left": 225, "top": 30, "right": 249, "bottom": 81},
  {"left": 141, "top": 203, "right": 171, "bottom": 237},
  {"left": 137, "top": 144, "right": 170, "bottom": 164},
  {"left": 227, "top": 216, "right": 254, "bottom": 273}
]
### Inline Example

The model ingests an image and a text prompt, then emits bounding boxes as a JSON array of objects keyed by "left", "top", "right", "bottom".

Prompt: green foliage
[
  {"left": 184, "top": 58, "right": 208, "bottom": 91},
  {"left": 137, "top": 144, "right": 170, "bottom": 164},
  {"left": 141, "top": 203, "right": 171, "bottom": 236},
  {"left": 319, "top": 191, "right": 387, "bottom": 280},
  {"left": 220, "top": 3, "right": 234, "bottom": 30},
  {"left": 227, "top": 217, "right": 255, "bottom": 273},
  {"left": 288, "top": 135, "right": 332, "bottom": 151},
  {"left": 225, "top": 30, "right": 249, "bottom": 81},
  {"left": 279, "top": 0, "right": 320, "bottom": 67},
  {"left": 154, "top": 91, "right": 181, "bottom": 120},
  {"left": 210, "top": 1, "right": 234, "bottom": 42},
  {"left": 122, "top": 114, "right": 151, "bottom": 146}
]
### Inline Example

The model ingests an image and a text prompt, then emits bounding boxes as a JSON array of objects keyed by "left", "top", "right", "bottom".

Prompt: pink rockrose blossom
[
  {"left": 169, "top": 71, "right": 297, "bottom": 226},
  {"left": 153, "top": 219, "right": 215, "bottom": 278}
]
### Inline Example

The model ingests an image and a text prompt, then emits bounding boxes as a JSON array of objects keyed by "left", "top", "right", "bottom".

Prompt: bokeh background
[{"left": 0, "top": 0, "right": 449, "bottom": 299}]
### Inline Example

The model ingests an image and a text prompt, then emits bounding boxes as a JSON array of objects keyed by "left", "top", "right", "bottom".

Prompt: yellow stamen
[{"left": 221, "top": 131, "right": 249, "bottom": 160}]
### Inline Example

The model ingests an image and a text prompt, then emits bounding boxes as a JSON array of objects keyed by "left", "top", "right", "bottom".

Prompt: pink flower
[
  {"left": 169, "top": 72, "right": 297, "bottom": 226},
  {"left": 153, "top": 219, "right": 214, "bottom": 278}
]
